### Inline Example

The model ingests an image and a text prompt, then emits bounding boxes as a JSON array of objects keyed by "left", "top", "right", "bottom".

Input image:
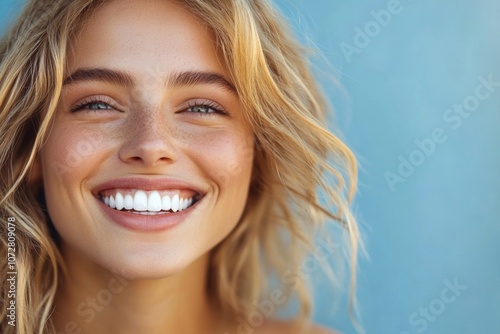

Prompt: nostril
[{"left": 118, "top": 143, "right": 177, "bottom": 167}]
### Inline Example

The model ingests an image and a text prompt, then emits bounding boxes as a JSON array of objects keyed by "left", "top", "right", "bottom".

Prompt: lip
[
  {"left": 92, "top": 177, "right": 206, "bottom": 232},
  {"left": 95, "top": 197, "right": 201, "bottom": 232},
  {"left": 92, "top": 177, "right": 207, "bottom": 196}
]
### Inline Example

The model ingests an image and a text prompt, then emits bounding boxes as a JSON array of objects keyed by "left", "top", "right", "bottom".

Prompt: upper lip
[{"left": 91, "top": 177, "right": 206, "bottom": 197}]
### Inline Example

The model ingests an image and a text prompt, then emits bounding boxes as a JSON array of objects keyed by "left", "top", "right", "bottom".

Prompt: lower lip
[{"left": 96, "top": 197, "right": 200, "bottom": 232}]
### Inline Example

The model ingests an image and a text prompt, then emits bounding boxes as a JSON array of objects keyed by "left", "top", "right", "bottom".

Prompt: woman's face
[{"left": 38, "top": 0, "right": 254, "bottom": 278}]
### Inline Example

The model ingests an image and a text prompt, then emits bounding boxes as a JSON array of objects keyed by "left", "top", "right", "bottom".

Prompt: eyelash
[
  {"left": 70, "top": 97, "right": 229, "bottom": 116},
  {"left": 70, "top": 96, "right": 118, "bottom": 113},
  {"left": 185, "top": 99, "right": 228, "bottom": 116}
]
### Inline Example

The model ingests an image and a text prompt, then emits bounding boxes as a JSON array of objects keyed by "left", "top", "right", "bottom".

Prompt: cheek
[
  {"left": 183, "top": 128, "right": 255, "bottom": 191},
  {"left": 40, "top": 122, "right": 113, "bottom": 185},
  {"left": 178, "top": 127, "right": 255, "bottom": 245},
  {"left": 39, "top": 122, "right": 113, "bottom": 233},
  {"left": 38, "top": 125, "right": 96, "bottom": 251}
]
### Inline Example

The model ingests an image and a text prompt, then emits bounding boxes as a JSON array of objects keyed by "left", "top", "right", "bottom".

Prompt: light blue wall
[
  {"left": 0, "top": 0, "right": 22, "bottom": 32},
  {"left": 274, "top": 0, "right": 500, "bottom": 333},
  {"left": 1, "top": 1, "right": 498, "bottom": 333}
]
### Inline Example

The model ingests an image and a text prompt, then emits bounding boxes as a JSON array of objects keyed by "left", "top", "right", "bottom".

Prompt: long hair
[{"left": 0, "top": 1, "right": 361, "bottom": 333}]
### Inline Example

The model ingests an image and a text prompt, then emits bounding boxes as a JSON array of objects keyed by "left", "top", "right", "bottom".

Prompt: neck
[{"left": 52, "top": 243, "right": 226, "bottom": 334}]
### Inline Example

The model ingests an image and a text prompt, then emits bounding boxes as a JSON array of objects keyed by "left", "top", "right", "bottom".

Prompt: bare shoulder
[{"left": 255, "top": 319, "right": 340, "bottom": 334}]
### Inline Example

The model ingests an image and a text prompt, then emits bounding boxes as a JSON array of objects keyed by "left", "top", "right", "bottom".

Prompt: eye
[
  {"left": 70, "top": 96, "right": 119, "bottom": 113},
  {"left": 85, "top": 102, "right": 112, "bottom": 110},
  {"left": 188, "top": 105, "right": 214, "bottom": 113},
  {"left": 185, "top": 99, "right": 228, "bottom": 116}
]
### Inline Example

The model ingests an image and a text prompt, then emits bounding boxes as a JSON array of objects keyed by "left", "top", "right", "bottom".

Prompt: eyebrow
[
  {"left": 168, "top": 71, "right": 236, "bottom": 94},
  {"left": 63, "top": 68, "right": 237, "bottom": 94},
  {"left": 63, "top": 68, "right": 134, "bottom": 87}
]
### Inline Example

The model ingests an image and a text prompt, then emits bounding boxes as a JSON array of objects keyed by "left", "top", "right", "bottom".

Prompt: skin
[{"left": 33, "top": 0, "right": 334, "bottom": 333}]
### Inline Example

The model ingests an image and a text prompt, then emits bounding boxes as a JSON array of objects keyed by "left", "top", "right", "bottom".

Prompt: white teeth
[
  {"left": 101, "top": 190, "right": 197, "bottom": 213},
  {"left": 133, "top": 191, "right": 148, "bottom": 211},
  {"left": 162, "top": 195, "right": 171, "bottom": 211},
  {"left": 147, "top": 191, "right": 162, "bottom": 212},
  {"left": 115, "top": 192, "right": 124, "bottom": 210},
  {"left": 109, "top": 196, "right": 116, "bottom": 209},
  {"left": 171, "top": 194, "right": 179, "bottom": 212},
  {"left": 124, "top": 194, "right": 134, "bottom": 210}
]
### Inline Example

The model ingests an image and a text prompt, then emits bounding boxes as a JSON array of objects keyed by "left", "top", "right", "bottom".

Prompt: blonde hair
[{"left": 0, "top": 1, "right": 361, "bottom": 333}]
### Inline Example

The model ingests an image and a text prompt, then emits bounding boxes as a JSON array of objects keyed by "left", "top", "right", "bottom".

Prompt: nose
[{"left": 118, "top": 111, "right": 178, "bottom": 167}]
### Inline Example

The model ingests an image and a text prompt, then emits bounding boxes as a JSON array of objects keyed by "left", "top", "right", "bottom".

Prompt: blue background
[{"left": 1, "top": 1, "right": 498, "bottom": 333}]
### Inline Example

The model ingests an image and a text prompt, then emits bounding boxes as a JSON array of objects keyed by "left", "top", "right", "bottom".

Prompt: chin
[{"left": 98, "top": 246, "right": 204, "bottom": 281}]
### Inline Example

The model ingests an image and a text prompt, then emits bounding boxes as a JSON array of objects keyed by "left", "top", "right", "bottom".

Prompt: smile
[{"left": 99, "top": 189, "right": 199, "bottom": 215}]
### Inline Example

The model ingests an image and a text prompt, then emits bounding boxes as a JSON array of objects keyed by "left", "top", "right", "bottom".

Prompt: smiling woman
[{"left": 0, "top": 1, "right": 359, "bottom": 334}]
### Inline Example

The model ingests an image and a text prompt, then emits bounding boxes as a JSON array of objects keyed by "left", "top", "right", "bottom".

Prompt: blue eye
[
  {"left": 85, "top": 102, "right": 112, "bottom": 110},
  {"left": 71, "top": 97, "right": 117, "bottom": 113},
  {"left": 186, "top": 100, "right": 228, "bottom": 116},
  {"left": 188, "top": 105, "right": 215, "bottom": 113}
]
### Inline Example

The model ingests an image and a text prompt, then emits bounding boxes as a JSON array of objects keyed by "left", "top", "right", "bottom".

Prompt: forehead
[{"left": 67, "top": 0, "right": 226, "bottom": 79}]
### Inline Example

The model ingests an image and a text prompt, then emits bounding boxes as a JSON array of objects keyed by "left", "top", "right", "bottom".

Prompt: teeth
[
  {"left": 109, "top": 196, "right": 116, "bottom": 209},
  {"left": 162, "top": 195, "right": 171, "bottom": 211},
  {"left": 171, "top": 194, "right": 179, "bottom": 212},
  {"left": 133, "top": 191, "right": 148, "bottom": 211},
  {"left": 124, "top": 194, "right": 134, "bottom": 210},
  {"left": 115, "top": 192, "right": 124, "bottom": 210},
  {"left": 101, "top": 190, "right": 197, "bottom": 213},
  {"left": 147, "top": 191, "right": 162, "bottom": 212}
]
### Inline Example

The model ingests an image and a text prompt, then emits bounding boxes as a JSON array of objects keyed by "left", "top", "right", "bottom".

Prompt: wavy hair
[{"left": 0, "top": 0, "right": 361, "bottom": 333}]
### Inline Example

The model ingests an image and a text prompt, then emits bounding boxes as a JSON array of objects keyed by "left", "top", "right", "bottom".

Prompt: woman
[{"left": 0, "top": 0, "right": 360, "bottom": 333}]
